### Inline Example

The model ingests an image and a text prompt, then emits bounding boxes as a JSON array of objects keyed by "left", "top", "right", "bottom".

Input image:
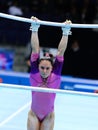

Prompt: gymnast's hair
[{"left": 39, "top": 53, "right": 54, "bottom": 66}]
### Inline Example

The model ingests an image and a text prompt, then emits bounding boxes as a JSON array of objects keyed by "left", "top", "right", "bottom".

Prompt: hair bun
[{"left": 44, "top": 52, "right": 53, "bottom": 58}]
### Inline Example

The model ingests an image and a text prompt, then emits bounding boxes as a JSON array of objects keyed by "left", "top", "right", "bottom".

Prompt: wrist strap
[
  {"left": 30, "top": 23, "right": 40, "bottom": 32},
  {"left": 62, "top": 30, "right": 72, "bottom": 36},
  {"left": 62, "top": 24, "right": 72, "bottom": 36}
]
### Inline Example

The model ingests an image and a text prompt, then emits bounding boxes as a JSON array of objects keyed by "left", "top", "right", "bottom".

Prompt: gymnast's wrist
[
  {"left": 62, "top": 31, "right": 72, "bottom": 36},
  {"left": 30, "top": 24, "right": 40, "bottom": 32},
  {"left": 62, "top": 28, "right": 72, "bottom": 36}
]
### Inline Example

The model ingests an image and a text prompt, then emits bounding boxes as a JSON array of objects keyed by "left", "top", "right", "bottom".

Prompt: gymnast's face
[{"left": 39, "top": 60, "right": 53, "bottom": 78}]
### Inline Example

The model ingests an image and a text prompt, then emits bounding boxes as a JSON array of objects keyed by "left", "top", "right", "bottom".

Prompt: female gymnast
[{"left": 27, "top": 16, "right": 71, "bottom": 130}]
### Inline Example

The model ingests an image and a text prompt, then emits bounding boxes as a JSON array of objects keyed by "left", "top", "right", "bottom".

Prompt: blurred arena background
[{"left": 0, "top": 0, "right": 98, "bottom": 80}]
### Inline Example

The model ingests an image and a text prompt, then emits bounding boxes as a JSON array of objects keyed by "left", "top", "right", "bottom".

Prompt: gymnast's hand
[
  {"left": 31, "top": 16, "right": 39, "bottom": 21},
  {"left": 30, "top": 16, "right": 40, "bottom": 32},
  {"left": 62, "top": 20, "right": 72, "bottom": 36},
  {"left": 64, "top": 20, "right": 72, "bottom": 24}
]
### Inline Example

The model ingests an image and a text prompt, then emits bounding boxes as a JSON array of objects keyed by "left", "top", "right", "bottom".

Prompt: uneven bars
[
  {"left": 0, "top": 13, "right": 98, "bottom": 28},
  {"left": 0, "top": 83, "right": 98, "bottom": 97}
]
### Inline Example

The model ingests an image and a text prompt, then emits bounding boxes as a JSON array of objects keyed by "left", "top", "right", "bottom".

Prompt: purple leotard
[{"left": 30, "top": 53, "right": 64, "bottom": 121}]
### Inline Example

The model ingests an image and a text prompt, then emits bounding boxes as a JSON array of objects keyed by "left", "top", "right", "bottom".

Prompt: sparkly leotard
[{"left": 30, "top": 53, "right": 64, "bottom": 121}]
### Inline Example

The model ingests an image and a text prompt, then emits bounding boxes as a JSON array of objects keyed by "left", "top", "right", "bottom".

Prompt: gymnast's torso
[{"left": 30, "top": 53, "right": 64, "bottom": 121}]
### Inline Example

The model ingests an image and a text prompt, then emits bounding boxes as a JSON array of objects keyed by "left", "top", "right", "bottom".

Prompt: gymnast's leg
[
  {"left": 27, "top": 110, "right": 40, "bottom": 130},
  {"left": 40, "top": 111, "right": 55, "bottom": 130}
]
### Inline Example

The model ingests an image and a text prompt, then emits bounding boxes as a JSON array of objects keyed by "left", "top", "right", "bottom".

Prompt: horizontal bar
[
  {"left": 0, "top": 13, "right": 98, "bottom": 28},
  {"left": 0, "top": 83, "right": 98, "bottom": 97}
]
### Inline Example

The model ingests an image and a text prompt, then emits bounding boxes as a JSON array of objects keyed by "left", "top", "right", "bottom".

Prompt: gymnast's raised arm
[
  {"left": 30, "top": 16, "right": 40, "bottom": 54},
  {"left": 57, "top": 20, "right": 72, "bottom": 56}
]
